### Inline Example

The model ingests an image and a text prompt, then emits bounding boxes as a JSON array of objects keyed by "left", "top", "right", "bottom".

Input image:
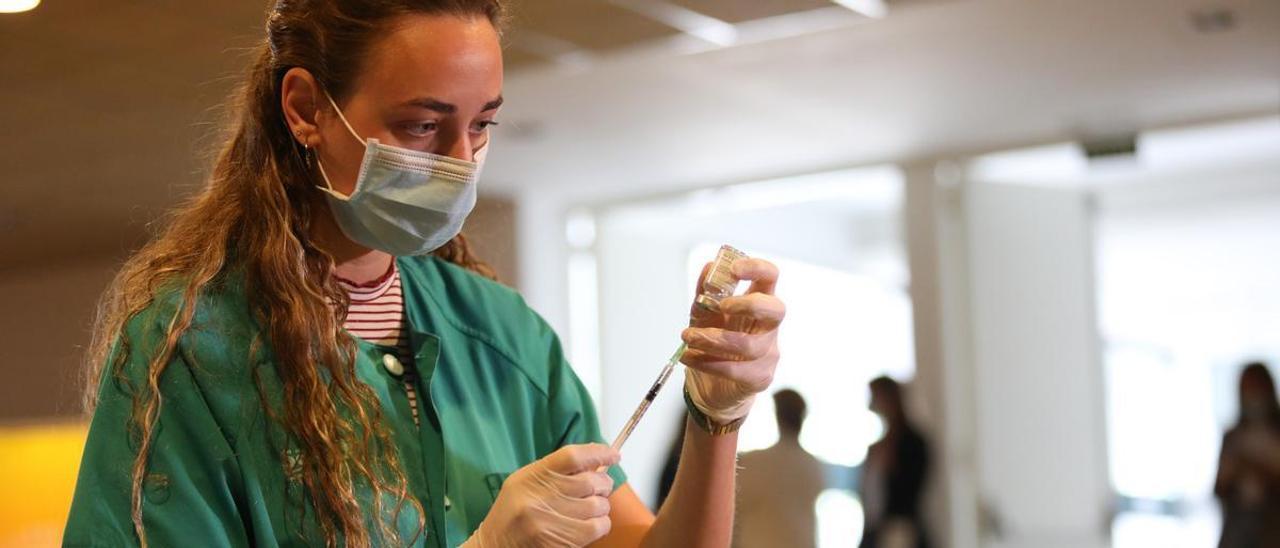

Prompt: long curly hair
[{"left": 81, "top": 1, "right": 504, "bottom": 546}]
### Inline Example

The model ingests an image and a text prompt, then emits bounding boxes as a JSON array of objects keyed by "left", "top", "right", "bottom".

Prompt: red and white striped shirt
[{"left": 336, "top": 262, "right": 420, "bottom": 427}]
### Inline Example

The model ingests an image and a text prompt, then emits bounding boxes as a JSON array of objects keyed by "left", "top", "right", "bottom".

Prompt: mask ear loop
[
  {"left": 324, "top": 90, "right": 367, "bottom": 146},
  {"left": 313, "top": 149, "right": 341, "bottom": 194},
  {"left": 311, "top": 90, "right": 367, "bottom": 195}
]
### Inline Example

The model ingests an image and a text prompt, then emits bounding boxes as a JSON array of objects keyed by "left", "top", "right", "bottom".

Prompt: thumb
[{"left": 543, "top": 444, "right": 620, "bottom": 474}]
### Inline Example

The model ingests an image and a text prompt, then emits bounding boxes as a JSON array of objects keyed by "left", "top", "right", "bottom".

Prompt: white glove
[
  {"left": 685, "top": 367, "right": 757, "bottom": 424},
  {"left": 681, "top": 258, "right": 785, "bottom": 424},
  {"left": 463, "top": 444, "right": 619, "bottom": 548}
]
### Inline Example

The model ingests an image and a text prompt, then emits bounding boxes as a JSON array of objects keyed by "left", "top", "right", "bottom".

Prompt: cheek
[{"left": 316, "top": 127, "right": 365, "bottom": 195}]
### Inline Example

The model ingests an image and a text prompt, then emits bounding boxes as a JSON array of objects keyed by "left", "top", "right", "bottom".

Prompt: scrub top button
[
  {"left": 382, "top": 354, "right": 404, "bottom": 376},
  {"left": 444, "top": 495, "right": 453, "bottom": 510}
]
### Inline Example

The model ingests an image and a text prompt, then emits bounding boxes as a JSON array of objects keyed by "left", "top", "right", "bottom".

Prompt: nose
[{"left": 441, "top": 135, "right": 473, "bottom": 162}]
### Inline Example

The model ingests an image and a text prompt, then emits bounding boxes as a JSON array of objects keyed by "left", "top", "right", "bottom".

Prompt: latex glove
[
  {"left": 463, "top": 444, "right": 619, "bottom": 548},
  {"left": 682, "top": 257, "right": 785, "bottom": 424}
]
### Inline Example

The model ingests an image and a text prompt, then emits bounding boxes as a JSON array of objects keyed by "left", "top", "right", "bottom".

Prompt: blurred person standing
[
  {"left": 860, "top": 376, "right": 929, "bottom": 548},
  {"left": 1216, "top": 362, "right": 1280, "bottom": 548},
  {"left": 734, "top": 389, "right": 826, "bottom": 548}
]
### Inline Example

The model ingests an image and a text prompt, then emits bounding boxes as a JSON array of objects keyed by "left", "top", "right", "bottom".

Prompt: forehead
[{"left": 355, "top": 13, "right": 503, "bottom": 106}]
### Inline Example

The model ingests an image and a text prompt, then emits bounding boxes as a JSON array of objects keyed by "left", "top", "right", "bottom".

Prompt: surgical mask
[{"left": 314, "top": 92, "right": 488, "bottom": 256}]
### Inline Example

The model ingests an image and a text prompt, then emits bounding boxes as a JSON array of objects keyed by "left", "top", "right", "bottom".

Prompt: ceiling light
[
  {"left": 610, "top": 0, "right": 739, "bottom": 47},
  {"left": 0, "top": 0, "right": 39, "bottom": 14},
  {"left": 832, "top": 0, "right": 888, "bottom": 19}
]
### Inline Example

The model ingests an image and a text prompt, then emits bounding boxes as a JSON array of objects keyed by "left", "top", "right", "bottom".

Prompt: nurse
[{"left": 64, "top": 1, "right": 785, "bottom": 547}]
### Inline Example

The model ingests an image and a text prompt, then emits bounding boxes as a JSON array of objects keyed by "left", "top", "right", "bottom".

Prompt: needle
[{"left": 610, "top": 343, "right": 688, "bottom": 451}]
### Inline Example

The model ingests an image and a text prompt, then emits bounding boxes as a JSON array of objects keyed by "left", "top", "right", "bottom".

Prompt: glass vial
[{"left": 694, "top": 244, "right": 747, "bottom": 312}]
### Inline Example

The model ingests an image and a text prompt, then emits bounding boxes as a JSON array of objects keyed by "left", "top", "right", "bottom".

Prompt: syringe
[
  {"left": 609, "top": 342, "right": 687, "bottom": 451},
  {"left": 607, "top": 245, "right": 746, "bottom": 453}
]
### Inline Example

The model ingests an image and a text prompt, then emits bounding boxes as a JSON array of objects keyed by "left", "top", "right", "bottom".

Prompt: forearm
[{"left": 640, "top": 417, "right": 738, "bottom": 548}]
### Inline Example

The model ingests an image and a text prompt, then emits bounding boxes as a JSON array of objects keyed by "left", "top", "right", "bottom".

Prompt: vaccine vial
[{"left": 695, "top": 245, "right": 747, "bottom": 312}]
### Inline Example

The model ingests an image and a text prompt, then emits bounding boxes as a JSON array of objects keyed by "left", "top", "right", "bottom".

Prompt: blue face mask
[{"left": 314, "top": 92, "right": 488, "bottom": 256}]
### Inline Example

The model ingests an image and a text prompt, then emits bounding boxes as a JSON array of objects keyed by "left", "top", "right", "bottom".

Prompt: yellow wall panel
[{"left": 0, "top": 423, "right": 87, "bottom": 548}]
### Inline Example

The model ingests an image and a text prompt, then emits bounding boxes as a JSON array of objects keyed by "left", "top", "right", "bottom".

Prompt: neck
[{"left": 312, "top": 199, "right": 394, "bottom": 285}]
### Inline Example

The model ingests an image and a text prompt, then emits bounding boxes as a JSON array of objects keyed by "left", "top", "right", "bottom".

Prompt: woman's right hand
[{"left": 464, "top": 444, "right": 620, "bottom": 548}]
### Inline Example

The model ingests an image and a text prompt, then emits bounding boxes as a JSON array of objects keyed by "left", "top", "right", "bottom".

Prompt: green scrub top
[{"left": 63, "top": 256, "right": 626, "bottom": 547}]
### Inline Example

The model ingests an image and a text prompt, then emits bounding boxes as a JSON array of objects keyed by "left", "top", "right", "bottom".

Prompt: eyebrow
[{"left": 401, "top": 95, "right": 504, "bottom": 114}]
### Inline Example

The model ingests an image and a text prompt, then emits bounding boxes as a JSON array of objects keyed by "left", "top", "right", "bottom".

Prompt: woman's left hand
[{"left": 681, "top": 257, "right": 785, "bottom": 424}]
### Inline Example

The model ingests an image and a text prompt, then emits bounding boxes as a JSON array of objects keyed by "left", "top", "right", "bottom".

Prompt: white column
[{"left": 903, "top": 161, "right": 981, "bottom": 548}]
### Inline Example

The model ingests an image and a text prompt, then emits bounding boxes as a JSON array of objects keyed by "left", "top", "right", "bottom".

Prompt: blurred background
[{"left": 1, "top": 0, "right": 1278, "bottom": 546}]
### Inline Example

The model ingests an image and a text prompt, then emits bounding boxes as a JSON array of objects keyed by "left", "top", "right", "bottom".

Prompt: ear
[{"left": 281, "top": 67, "right": 323, "bottom": 148}]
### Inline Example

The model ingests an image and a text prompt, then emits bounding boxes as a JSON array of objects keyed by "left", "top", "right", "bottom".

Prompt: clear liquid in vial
[{"left": 694, "top": 245, "right": 747, "bottom": 312}]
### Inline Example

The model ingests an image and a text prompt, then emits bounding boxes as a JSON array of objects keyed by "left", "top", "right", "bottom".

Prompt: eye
[
  {"left": 403, "top": 121, "right": 438, "bottom": 138},
  {"left": 471, "top": 120, "right": 499, "bottom": 134}
]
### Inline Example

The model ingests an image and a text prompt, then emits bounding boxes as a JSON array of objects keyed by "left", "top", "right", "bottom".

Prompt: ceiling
[
  {"left": 485, "top": 0, "right": 1280, "bottom": 201},
  {"left": 1, "top": 0, "right": 1278, "bottom": 272}
]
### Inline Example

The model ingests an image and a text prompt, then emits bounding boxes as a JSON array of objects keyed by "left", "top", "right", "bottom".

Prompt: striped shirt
[{"left": 337, "top": 262, "right": 420, "bottom": 427}]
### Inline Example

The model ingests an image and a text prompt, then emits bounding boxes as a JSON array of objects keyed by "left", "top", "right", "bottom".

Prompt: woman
[
  {"left": 860, "top": 376, "right": 929, "bottom": 548},
  {"left": 62, "top": 1, "right": 785, "bottom": 547},
  {"left": 1216, "top": 362, "right": 1280, "bottom": 548}
]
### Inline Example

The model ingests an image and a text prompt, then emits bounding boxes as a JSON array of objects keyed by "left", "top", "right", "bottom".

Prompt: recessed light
[{"left": 0, "top": 0, "right": 39, "bottom": 14}]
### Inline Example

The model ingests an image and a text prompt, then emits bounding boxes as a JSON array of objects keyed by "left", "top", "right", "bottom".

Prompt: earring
[{"left": 294, "top": 129, "right": 310, "bottom": 150}]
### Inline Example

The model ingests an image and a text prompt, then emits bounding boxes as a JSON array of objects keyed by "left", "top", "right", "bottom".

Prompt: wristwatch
[{"left": 684, "top": 388, "right": 746, "bottom": 435}]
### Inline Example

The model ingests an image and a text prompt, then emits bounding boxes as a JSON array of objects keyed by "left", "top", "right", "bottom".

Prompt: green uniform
[{"left": 63, "top": 256, "right": 626, "bottom": 547}]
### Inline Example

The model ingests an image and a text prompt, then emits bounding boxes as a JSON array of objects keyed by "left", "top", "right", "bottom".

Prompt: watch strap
[{"left": 684, "top": 387, "right": 746, "bottom": 435}]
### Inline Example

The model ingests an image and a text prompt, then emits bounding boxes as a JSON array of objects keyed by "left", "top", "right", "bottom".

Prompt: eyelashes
[
  {"left": 400, "top": 120, "right": 498, "bottom": 138},
  {"left": 403, "top": 122, "right": 437, "bottom": 137}
]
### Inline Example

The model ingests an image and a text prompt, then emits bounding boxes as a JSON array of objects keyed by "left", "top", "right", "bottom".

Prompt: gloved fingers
[
  {"left": 689, "top": 258, "right": 783, "bottom": 330},
  {"left": 557, "top": 470, "right": 615, "bottom": 498},
  {"left": 732, "top": 257, "right": 780, "bottom": 295},
  {"left": 682, "top": 346, "right": 779, "bottom": 394},
  {"left": 543, "top": 443, "right": 620, "bottom": 475},
  {"left": 535, "top": 511, "right": 611, "bottom": 547},
  {"left": 573, "top": 516, "right": 613, "bottom": 545},
  {"left": 537, "top": 516, "right": 596, "bottom": 548},
  {"left": 471, "top": 452, "right": 618, "bottom": 548},
  {"left": 681, "top": 326, "right": 775, "bottom": 362},
  {"left": 716, "top": 293, "right": 785, "bottom": 334},
  {"left": 553, "top": 493, "right": 612, "bottom": 520}
]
